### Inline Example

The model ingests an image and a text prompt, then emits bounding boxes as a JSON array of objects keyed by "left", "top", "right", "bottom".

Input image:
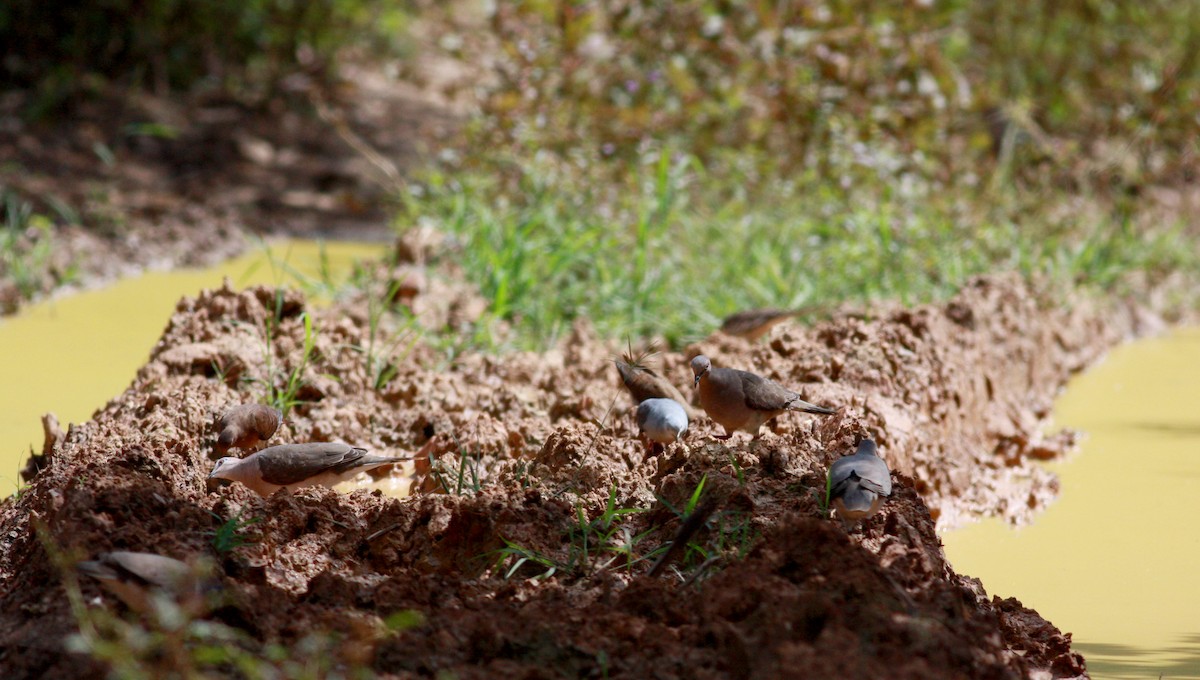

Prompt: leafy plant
[
  {"left": 207, "top": 509, "right": 260, "bottom": 554},
  {"left": 254, "top": 301, "right": 317, "bottom": 418}
]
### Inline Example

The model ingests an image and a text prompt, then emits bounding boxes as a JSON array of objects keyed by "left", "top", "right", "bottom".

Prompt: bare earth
[{"left": 0, "top": 262, "right": 1158, "bottom": 677}]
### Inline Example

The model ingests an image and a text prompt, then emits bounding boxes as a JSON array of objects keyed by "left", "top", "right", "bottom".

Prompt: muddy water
[
  {"left": 0, "top": 240, "right": 388, "bottom": 494},
  {"left": 942, "top": 327, "right": 1200, "bottom": 680}
]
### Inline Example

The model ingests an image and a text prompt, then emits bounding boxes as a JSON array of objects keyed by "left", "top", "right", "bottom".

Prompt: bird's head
[
  {"left": 690, "top": 355, "right": 711, "bottom": 387},
  {"left": 208, "top": 457, "right": 239, "bottom": 480}
]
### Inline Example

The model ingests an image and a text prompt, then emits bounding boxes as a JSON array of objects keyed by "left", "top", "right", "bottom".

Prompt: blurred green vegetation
[
  {"left": 0, "top": 189, "right": 77, "bottom": 313},
  {"left": 0, "top": 0, "right": 412, "bottom": 106},
  {"left": 401, "top": 0, "right": 1200, "bottom": 348}
]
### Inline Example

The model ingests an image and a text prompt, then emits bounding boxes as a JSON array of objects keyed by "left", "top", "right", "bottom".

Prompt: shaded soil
[
  {"left": 0, "top": 56, "right": 466, "bottom": 311},
  {"left": 0, "top": 270, "right": 1141, "bottom": 678}
]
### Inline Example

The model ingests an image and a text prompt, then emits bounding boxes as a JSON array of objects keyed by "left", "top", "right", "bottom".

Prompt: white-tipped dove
[
  {"left": 690, "top": 354, "right": 835, "bottom": 439},
  {"left": 635, "top": 398, "right": 689, "bottom": 457},
  {"left": 216, "top": 403, "right": 282, "bottom": 453},
  {"left": 827, "top": 439, "right": 892, "bottom": 528},
  {"left": 209, "top": 442, "right": 410, "bottom": 496}
]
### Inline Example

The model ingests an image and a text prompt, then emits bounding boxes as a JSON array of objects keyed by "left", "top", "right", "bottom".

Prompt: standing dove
[
  {"left": 209, "top": 442, "right": 410, "bottom": 496},
  {"left": 77, "top": 551, "right": 204, "bottom": 613},
  {"left": 690, "top": 355, "right": 835, "bottom": 439},
  {"left": 615, "top": 356, "right": 701, "bottom": 420},
  {"left": 216, "top": 404, "right": 282, "bottom": 453},
  {"left": 635, "top": 398, "right": 689, "bottom": 457},
  {"left": 827, "top": 439, "right": 892, "bottom": 528}
]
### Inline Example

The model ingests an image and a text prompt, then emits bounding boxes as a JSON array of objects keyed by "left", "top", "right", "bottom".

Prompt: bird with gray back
[
  {"left": 216, "top": 403, "right": 282, "bottom": 453},
  {"left": 615, "top": 356, "right": 701, "bottom": 420},
  {"left": 209, "top": 442, "right": 411, "bottom": 496},
  {"left": 636, "top": 398, "right": 689, "bottom": 458},
  {"left": 720, "top": 308, "right": 805, "bottom": 342},
  {"left": 690, "top": 354, "right": 835, "bottom": 439},
  {"left": 77, "top": 551, "right": 205, "bottom": 613},
  {"left": 827, "top": 439, "right": 892, "bottom": 529}
]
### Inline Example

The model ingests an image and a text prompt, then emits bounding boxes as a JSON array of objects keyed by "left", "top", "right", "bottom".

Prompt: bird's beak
[{"left": 693, "top": 375, "right": 701, "bottom": 387}]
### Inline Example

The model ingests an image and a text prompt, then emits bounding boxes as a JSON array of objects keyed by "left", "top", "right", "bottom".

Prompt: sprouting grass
[
  {"left": 428, "top": 449, "right": 483, "bottom": 497},
  {"left": 207, "top": 509, "right": 261, "bottom": 554},
  {"left": 492, "top": 486, "right": 661, "bottom": 580},
  {"left": 253, "top": 300, "right": 318, "bottom": 418}
]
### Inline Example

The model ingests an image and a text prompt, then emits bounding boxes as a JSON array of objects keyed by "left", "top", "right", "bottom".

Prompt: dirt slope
[{"left": 0, "top": 273, "right": 1138, "bottom": 678}]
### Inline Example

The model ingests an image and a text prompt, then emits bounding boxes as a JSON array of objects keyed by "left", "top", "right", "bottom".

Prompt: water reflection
[{"left": 1077, "top": 636, "right": 1200, "bottom": 679}]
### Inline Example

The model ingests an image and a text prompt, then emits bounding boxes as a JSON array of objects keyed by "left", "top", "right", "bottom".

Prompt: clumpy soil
[{"left": 0, "top": 271, "right": 1140, "bottom": 678}]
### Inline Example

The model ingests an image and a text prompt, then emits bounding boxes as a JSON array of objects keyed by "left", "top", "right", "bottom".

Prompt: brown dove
[
  {"left": 615, "top": 357, "right": 701, "bottom": 420},
  {"left": 216, "top": 403, "right": 282, "bottom": 453},
  {"left": 720, "top": 308, "right": 803, "bottom": 341},
  {"left": 209, "top": 442, "right": 410, "bottom": 496},
  {"left": 77, "top": 551, "right": 204, "bottom": 613},
  {"left": 690, "top": 354, "right": 835, "bottom": 439}
]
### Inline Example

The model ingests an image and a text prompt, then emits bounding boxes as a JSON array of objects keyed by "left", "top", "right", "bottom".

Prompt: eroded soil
[{"left": 0, "top": 267, "right": 1140, "bottom": 678}]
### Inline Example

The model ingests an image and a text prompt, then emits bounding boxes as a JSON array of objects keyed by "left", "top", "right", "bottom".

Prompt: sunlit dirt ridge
[{"left": 0, "top": 270, "right": 1157, "bottom": 678}]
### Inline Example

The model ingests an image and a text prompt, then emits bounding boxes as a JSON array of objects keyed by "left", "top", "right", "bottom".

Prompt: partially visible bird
[
  {"left": 827, "top": 439, "right": 892, "bottom": 528},
  {"left": 690, "top": 354, "right": 835, "bottom": 439},
  {"left": 209, "top": 442, "right": 410, "bottom": 497},
  {"left": 635, "top": 398, "right": 689, "bottom": 457},
  {"left": 216, "top": 404, "right": 282, "bottom": 453},
  {"left": 720, "top": 308, "right": 804, "bottom": 341},
  {"left": 614, "top": 354, "right": 700, "bottom": 420},
  {"left": 77, "top": 551, "right": 205, "bottom": 613}
]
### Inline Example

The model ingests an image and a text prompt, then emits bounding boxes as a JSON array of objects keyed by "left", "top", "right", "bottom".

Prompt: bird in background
[
  {"left": 720, "top": 307, "right": 809, "bottom": 342},
  {"left": 690, "top": 354, "right": 835, "bottom": 440},
  {"left": 209, "top": 442, "right": 411, "bottom": 497},
  {"left": 216, "top": 403, "right": 282, "bottom": 454},
  {"left": 827, "top": 439, "right": 892, "bottom": 529},
  {"left": 77, "top": 551, "right": 211, "bottom": 614}
]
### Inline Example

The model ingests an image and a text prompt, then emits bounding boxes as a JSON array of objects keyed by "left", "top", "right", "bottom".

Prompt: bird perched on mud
[
  {"left": 690, "top": 354, "right": 835, "bottom": 439},
  {"left": 636, "top": 398, "right": 689, "bottom": 458},
  {"left": 720, "top": 308, "right": 805, "bottom": 342},
  {"left": 215, "top": 403, "right": 282, "bottom": 454},
  {"left": 77, "top": 551, "right": 207, "bottom": 613},
  {"left": 827, "top": 439, "right": 892, "bottom": 529},
  {"left": 209, "top": 442, "right": 411, "bottom": 497},
  {"left": 614, "top": 353, "right": 701, "bottom": 420}
]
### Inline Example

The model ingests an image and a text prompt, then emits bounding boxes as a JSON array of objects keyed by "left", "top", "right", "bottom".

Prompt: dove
[
  {"left": 690, "top": 354, "right": 835, "bottom": 439},
  {"left": 720, "top": 308, "right": 803, "bottom": 341},
  {"left": 77, "top": 551, "right": 205, "bottom": 613},
  {"left": 615, "top": 357, "right": 701, "bottom": 420},
  {"left": 209, "top": 442, "right": 410, "bottom": 496},
  {"left": 827, "top": 439, "right": 892, "bottom": 528},
  {"left": 635, "top": 398, "right": 689, "bottom": 457},
  {"left": 216, "top": 404, "right": 282, "bottom": 453}
]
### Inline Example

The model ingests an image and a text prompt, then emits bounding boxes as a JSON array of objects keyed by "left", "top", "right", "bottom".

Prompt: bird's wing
[
  {"left": 256, "top": 443, "right": 365, "bottom": 486},
  {"left": 739, "top": 371, "right": 794, "bottom": 412}
]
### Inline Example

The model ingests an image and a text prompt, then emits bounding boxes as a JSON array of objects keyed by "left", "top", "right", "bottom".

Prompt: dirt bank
[{"left": 0, "top": 272, "right": 1141, "bottom": 678}]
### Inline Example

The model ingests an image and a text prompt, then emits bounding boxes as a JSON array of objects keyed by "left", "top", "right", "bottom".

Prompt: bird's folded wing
[
  {"left": 257, "top": 445, "right": 365, "bottom": 486},
  {"left": 741, "top": 373, "right": 792, "bottom": 412}
]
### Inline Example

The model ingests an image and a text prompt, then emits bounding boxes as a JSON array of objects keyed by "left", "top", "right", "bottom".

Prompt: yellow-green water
[
  {"left": 942, "top": 327, "right": 1200, "bottom": 679},
  {"left": 0, "top": 240, "right": 388, "bottom": 494}
]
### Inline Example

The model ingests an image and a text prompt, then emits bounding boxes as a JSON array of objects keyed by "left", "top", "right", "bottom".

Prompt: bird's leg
[{"left": 711, "top": 430, "right": 733, "bottom": 441}]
